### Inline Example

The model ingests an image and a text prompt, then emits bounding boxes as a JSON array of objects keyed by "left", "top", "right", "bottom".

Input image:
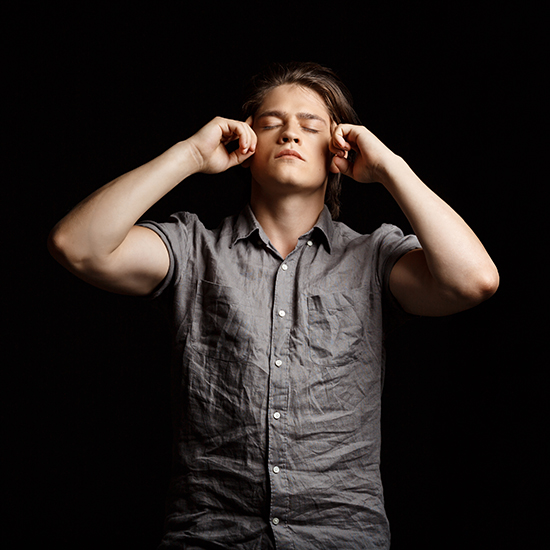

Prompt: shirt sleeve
[
  {"left": 375, "top": 223, "right": 422, "bottom": 326},
  {"left": 137, "top": 211, "right": 195, "bottom": 299}
]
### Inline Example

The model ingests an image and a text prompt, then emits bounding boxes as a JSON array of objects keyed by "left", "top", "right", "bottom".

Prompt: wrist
[
  {"left": 171, "top": 139, "right": 204, "bottom": 177},
  {"left": 376, "top": 154, "right": 414, "bottom": 189}
]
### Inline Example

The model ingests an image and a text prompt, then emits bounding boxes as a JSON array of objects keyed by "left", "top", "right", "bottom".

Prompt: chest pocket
[
  {"left": 307, "top": 288, "right": 370, "bottom": 367},
  {"left": 191, "top": 279, "right": 256, "bottom": 362}
]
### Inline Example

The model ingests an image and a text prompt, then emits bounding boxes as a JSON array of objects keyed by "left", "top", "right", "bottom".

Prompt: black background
[{"left": 5, "top": 4, "right": 545, "bottom": 549}]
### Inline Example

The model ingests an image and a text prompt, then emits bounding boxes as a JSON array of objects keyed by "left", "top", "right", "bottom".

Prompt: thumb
[
  {"left": 331, "top": 154, "right": 351, "bottom": 175},
  {"left": 229, "top": 147, "right": 255, "bottom": 169}
]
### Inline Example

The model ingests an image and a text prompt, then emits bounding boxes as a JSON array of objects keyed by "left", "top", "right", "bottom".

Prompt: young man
[{"left": 48, "top": 62, "right": 499, "bottom": 549}]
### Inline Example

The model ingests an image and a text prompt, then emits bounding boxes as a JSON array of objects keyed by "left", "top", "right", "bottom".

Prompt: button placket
[{"left": 267, "top": 256, "right": 293, "bottom": 533}]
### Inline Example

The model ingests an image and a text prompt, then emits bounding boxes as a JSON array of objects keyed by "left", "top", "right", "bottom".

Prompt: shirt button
[
  {"left": 275, "top": 359, "right": 282, "bottom": 367},
  {"left": 307, "top": 240, "right": 313, "bottom": 246},
  {"left": 272, "top": 517, "right": 280, "bottom": 525},
  {"left": 273, "top": 466, "right": 280, "bottom": 474},
  {"left": 281, "top": 263, "right": 288, "bottom": 271},
  {"left": 278, "top": 309, "right": 286, "bottom": 317},
  {"left": 273, "top": 411, "right": 281, "bottom": 419}
]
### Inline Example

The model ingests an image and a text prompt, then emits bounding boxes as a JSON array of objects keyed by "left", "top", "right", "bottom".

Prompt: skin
[
  {"left": 246, "top": 85, "right": 338, "bottom": 258},
  {"left": 48, "top": 83, "right": 499, "bottom": 315}
]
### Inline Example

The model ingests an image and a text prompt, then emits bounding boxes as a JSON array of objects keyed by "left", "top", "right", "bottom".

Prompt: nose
[
  {"left": 282, "top": 136, "right": 299, "bottom": 143},
  {"left": 279, "top": 124, "right": 300, "bottom": 144}
]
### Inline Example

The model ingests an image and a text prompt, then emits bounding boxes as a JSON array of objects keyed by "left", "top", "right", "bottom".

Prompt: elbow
[
  {"left": 47, "top": 224, "right": 68, "bottom": 264},
  {"left": 47, "top": 223, "right": 87, "bottom": 272},
  {"left": 457, "top": 265, "right": 500, "bottom": 309},
  {"left": 481, "top": 267, "right": 500, "bottom": 300}
]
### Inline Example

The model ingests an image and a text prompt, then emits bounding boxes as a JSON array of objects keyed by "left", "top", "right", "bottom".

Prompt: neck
[{"left": 250, "top": 184, "right": 325, "bottom": 259}]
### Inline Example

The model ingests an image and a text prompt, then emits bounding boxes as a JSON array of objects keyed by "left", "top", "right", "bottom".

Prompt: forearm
[
  {"left": 49, "top": 140, "right": 197, "bottom": 266},
  {"left": 379, "top": 155, "right": 499, "bottom": 300}
]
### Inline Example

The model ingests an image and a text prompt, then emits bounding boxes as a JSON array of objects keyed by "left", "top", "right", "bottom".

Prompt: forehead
[{"left": 256, "top": 84, "right": 331, "bottom": 122}]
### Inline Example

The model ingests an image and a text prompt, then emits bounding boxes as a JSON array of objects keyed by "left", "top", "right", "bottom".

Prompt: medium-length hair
[{"left": 241, "top": 62, "right": 361, "bottom": 219}]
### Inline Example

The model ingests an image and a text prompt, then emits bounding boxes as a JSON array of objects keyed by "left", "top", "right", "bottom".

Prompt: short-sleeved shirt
[{"left": 139, "top": 205, "right": 420, "bottom": 550}]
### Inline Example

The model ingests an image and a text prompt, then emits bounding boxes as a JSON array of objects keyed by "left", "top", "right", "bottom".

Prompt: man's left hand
[{"left": 329, "top": 124, "right": 397, "bottom": 184}]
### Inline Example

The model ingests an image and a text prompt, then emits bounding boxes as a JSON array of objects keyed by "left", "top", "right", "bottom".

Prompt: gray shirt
[{"left": 140, "top": 205, "right": 420, "bottom": 549}]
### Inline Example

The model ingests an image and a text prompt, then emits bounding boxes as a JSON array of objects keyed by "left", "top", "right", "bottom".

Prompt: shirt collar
[
  {"left": 230, "top": 204, "right": 334, "bottom": 254},
  {"left": 230, "top": 204, "right": 264, "bottom": 248},
  {"left": 312, "top": 204, "right": 334, "bottom": 253}
]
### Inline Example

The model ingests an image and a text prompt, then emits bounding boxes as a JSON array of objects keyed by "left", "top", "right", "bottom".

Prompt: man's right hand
[
  {"left": 185, "top": 117, "right": 257, "bottom": 175},
  {"left": 48, "top": 116, "right": 257, "bottom": 296}
]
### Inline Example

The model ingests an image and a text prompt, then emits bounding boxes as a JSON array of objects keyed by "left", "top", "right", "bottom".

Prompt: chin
[{"left": 257, "top": 169, "right": 326, "bottom": 187}]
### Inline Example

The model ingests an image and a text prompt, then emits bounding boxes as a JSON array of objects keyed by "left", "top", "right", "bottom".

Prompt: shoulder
[
  {"left": 332, "top": 220, "right": 419, "bottom": 255},
  {"left": 139, "top": 211, "right": 202, "bottom": 235},
  {"left": 138, "top": 210, "right": 227, "bottom": 250}
]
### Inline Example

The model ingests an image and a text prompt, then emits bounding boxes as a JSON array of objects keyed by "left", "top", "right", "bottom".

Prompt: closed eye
[{"left": 261, "top": 125, "right": 319, "bottom": 133}]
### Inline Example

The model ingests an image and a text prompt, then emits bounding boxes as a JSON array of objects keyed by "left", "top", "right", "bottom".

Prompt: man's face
[{"left": 248, "top": 84, "right": 335, "bottom": 197}]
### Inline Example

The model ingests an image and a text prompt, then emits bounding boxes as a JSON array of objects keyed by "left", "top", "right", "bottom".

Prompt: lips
[{"left": 275, "top": 149, "right": 304, "bottom": 161}]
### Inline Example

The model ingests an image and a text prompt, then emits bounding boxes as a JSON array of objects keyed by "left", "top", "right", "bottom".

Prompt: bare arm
[
  {"left": 48, "top": 117, "right": 256, "bottom": 295},
  {"left": 330, "top": 125, "right": 499, "bottom": 316}
]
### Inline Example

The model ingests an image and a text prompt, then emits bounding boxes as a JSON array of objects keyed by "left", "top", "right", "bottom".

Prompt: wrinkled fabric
[{"left": 139, "top": 205, "right": 420, "bottom": 549}]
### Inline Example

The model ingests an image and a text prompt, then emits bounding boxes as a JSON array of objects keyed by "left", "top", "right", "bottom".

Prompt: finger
[
  {"left": 334, "top": 125, "right": 350, "bottom": 148},
  {"left": 329, "top": 155, "right": 341, "bottom": 174},
  {"left": 245, "top": 124, "right": 257, "bottom": 154},
  {"left": 330, "top": 125, "right": 352, "bottom": 157},
  {"left": 329, "top": 142, "right": 348, "bottom": 158},
  {"left": 221, "top": 119, "right": 256, "bottom": 155},
  {"left": 237, "top": 121, "right": 257, "bottom": 155},
  {"left": 227, "top": 146, "right": 255, "bottom": 169}
]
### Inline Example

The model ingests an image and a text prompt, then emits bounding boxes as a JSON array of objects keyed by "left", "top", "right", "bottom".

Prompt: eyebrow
[{"left": 256, "top": 110, "right": 328, "bottom": 125}]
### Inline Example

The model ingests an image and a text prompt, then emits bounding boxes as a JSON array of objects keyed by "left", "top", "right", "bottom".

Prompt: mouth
[{"left": 275, "top": 149, "right": 304, "bottom": 161}]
